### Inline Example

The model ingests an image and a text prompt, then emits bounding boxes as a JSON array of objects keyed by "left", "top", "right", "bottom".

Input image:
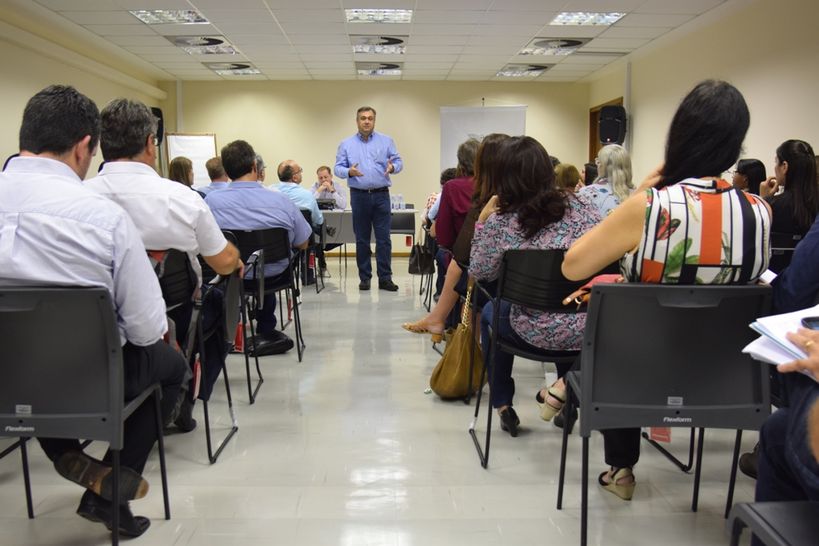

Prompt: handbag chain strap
[{"left": 460, "top": 278, "right": 474, "bottom": 326}]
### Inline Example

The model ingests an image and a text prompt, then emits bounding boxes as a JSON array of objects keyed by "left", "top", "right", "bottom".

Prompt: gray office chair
[
  {"left": 555, "top": 283, "right": 772, "bottom": 546},
  {"left": 390, "top": 205, "right": 416, "bottom": 246},
  {"left": 769, "top": 231, "right": 803, "bottom": 274},
  {"left": 0, "top": 287, "right": 170, "bottom": 545},
  {"left": 469, "top": 249, "right": 590, "bottom": 468},
  {"left": 728, "top": 501, "right": 819, "bottom": 545}
]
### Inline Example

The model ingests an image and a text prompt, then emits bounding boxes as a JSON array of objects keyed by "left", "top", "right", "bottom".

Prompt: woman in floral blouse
[
  {"left": 559, "top": 80, "right": 771, "bottom": 501},
  {"left": 470, "top": 136, "right": 602, "bottom": 438}
]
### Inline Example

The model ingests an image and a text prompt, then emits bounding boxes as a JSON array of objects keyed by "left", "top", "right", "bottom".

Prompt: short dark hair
[
  {"left": 440, "top": 167, "right": 457, "bottom": 186},
  {"left": 278, "top": 161, "right": 294, "bottom": 182},
  {"left": 584, "top": 162, "right": 598, "bottom": 183},
  {"left": 736, "top": 158, "right": 766, "bottom": 194},
  {"left": 775, "top": 139, "right": 818, "bottom": 231},
  {"left": 221, "top": 140, "right": 256, "bottom": 180},
  {"left": 493, "top": 136, "right": 567, "bottom": 239},
  {"left": 317, "top": 165, "right": 332, "bottom": 176},
  {"left": 205, "top": 156, "right": 226, "bottom": 180},
  {"left": 100, "top": 98, "right": 157, "bottom": 161},
  {"left": 19, "top": 85, "right": 100, "bottom": 155},
  {"left": 659, "top": 80, "right": 749, "bottom": 189},
  {"left": 357, "top": 106, "right": 376, "bottom": 117}
]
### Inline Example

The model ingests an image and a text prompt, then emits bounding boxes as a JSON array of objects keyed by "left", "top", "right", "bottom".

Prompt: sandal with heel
[
  {"left": 598, "top": 467, "right": 635, "bottom": 500},
  {"left": 401, "top": 321, "right": 444, "bottom": 343},
  {"left": 536, "top": 382, "right": 566, "bottom": 421}
]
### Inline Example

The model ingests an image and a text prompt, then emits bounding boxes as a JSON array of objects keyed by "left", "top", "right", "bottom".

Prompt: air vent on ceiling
[
  {"left": 351, "top": 35, "right": 407, "bottom": 54},
  {"left": 204, "top": 62, "right": 260, "bottom": 76},
  {"left": 496, "top": 64, "right": 552, "bottom": 77},
  {"left": 519, "top": 38, "right": 591, "bottom": 56},
  {"left": 356, "top": 62, "right": 403, "bottom": 76},
  {"left": 166, "top": 35, "right": 238, "bottom": 55}
]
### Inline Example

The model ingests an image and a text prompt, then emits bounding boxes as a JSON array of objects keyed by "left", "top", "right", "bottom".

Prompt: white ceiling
[{"left": 30, "top": 0, "right": 731, "bottom": 82}]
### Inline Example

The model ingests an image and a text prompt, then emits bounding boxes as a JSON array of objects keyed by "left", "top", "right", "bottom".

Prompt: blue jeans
[
  {"left": 350, "top": 189, "right": 392, "bottom": 282},
  {"left": 480, "top": 300, "right": 546, "bottom": 409}
]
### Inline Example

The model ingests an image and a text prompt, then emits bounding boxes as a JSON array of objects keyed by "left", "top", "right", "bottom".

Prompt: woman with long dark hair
[
  {"left": 760, "top": 139, "right": 819, "bottom": 236},
  {"left": 469, "top": 136, "right": 602, "bottom": 437},
  {"left": 557, "top": 80, "right": 771, "bottom": 500}
]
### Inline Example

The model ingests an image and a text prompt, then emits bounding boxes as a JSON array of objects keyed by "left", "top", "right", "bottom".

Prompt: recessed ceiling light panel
[
  {"left": 204, "top": 62, "right": 260, "bottom": 76},
  {"left": 130, "top": 10, "right": 208, "bottom": 25},
  {"left": 166, "top": 36, "right": 238, "bottom": 55},
  {"left": 356, "top": 62, "right": 403, "bottom": 76},
  {"left": 550, "top": 12, "right": 625, "bottom": 26},
  {"left": 496, "top": 64, "right": 551, "bottom": 78},
  {"left": 351, "top": 35, "right": 407, "bottom": 55},
  {"left": 346, "top": 9, "right": 412, "bottom": 24},
  {"left": 519, "top": 38, "right": 591, "bottom": 56}
]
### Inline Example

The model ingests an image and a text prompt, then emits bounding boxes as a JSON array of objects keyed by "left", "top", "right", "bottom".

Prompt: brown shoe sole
[{"left": 55, "top": 451, "right": 148, "bottom": 502}]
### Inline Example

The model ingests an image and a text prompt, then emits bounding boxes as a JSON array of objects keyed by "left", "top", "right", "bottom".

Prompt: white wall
[{"left": 588, "top": 0, "right": 819, "bottom": 181}]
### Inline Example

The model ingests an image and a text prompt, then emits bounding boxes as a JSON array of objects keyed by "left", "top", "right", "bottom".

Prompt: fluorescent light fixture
[
  {"left": 351, "top": 35, "right": 406, "bottom": 55},
  {"left": 345, "top": 9, "right": 412, "bottom": 24},
  {"left": 550, "top": 12, "right": 625, "bottom": 26},
  {"left": 130, "top": 10, "right": 208, "bottom": 25},
  {"left": 496, "top": 64, "right": 551, "bottom": 78},
  {"left": 519, "top": 38, "right": 590, "bottom": 56},
  {"left": 205, "top": 62, "right": 260, "bottom": 76},
  {"left": 166, "top": 36, "right": 238, "bottom": 55},
  {"left": 356, "top": 62, "right": 402, "bottom": 76}
]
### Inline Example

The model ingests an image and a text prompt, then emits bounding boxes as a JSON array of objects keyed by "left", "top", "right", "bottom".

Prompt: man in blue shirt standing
[{"left": 335, "top": 106, "right": 402, "bottom": 291}]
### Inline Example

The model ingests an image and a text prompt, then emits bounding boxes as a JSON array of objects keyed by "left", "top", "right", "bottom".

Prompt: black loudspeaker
[
  {"left": 150, "top": 107, "right": 164, "bottom": 146},
  {"left": 599, "top": 105, "right": 626, "bottom": 145}
]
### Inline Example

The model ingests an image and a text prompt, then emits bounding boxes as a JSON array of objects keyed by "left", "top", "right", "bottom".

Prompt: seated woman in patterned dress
[
  {"left": 555, "top": 80, "right": 772, "bottom": 500},
  {"left": 469, "top": 136, "right": 603, "bottom": 437}
]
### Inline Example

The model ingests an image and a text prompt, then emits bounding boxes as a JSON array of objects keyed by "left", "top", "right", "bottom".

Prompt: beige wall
[
  {"left": 0, "top": 35, "right": 162, "bottom": 174},
  {"left": 589, "top": 0, "right": 819, "bottom": 181},
  {"left": 173, "top": 81, "right": 589, "bottom": 212}
]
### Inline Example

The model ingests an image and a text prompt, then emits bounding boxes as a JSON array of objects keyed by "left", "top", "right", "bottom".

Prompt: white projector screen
[
  {"left": 165, "top": 133, "right": 218, "bottom": 186},
  {"left": 439, "top": 106, "right": 526, "bottom": 172}
]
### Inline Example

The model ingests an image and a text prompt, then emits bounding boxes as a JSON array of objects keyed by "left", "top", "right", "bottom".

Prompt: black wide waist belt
[{"left": 350, "top": 186, "right": 389, "bottom": 193}]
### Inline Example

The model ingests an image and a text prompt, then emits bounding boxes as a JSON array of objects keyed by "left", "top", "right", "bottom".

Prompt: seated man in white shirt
[
  {"left": 0, "top": 85, "right": 188, "bottom": 538},
  {"left": 85, "top": 98, "right": 242, "bottom": 433}
]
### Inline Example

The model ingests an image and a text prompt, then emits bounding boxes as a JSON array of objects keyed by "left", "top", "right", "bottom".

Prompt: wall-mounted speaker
[
  {"left": 150, "top": 107, "right": 164, "bottom": 146},
  {"left": 599, "top": 105, "right": 626, "bottom": 145}
]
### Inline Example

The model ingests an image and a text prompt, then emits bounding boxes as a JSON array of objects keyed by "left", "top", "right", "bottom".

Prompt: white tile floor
[{"left": 0, "top": 259, "right": 758, "bottom": 545}]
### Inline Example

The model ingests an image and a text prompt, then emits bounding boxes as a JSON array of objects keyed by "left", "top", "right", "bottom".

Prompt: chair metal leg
[
  {"left": 581, "top": 435, "right": 589, "bottom": 546},
  {"left": 468, "top": 350, "right": 491, "bottom": 467},
  {"left": 111, "top": 450, "right": 120, "bottom": 546},
  {"left": 641, "top": 427, "right": 696, "bottom": 472},
  {"left": 203, "top": 362, "right": 239, "bottom": 464},
  {"left": 241, "top": 299, "right": 263, "bottom": 404},
  {"left": 557, "top": 385, "right": 574, "bottom": 510},
  {"left": 291, "top": 287, "right": 306, "bottom": 362},
  {"left": 19, "top": 438, "right": 33, "bottom": 519},
  {"left": 725, "top": 430, "right": 743, "bottom": 519},
  {"left": 691, "top": 427, "right": 706, "bottom": 512},
  {"left": 153, "top": 388, "right": 171, "bottom": 519}
]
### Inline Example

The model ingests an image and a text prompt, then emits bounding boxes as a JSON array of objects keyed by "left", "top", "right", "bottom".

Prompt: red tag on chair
[
  {"left": 233, "top": 322, "right": 244, "bottom": 353},
  {"left": 649, "top": 427, "right": 672, "bottom": 443}
]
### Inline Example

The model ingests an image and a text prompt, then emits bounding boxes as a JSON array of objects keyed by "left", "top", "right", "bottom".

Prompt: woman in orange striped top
[{"left": 556, "top": 80, "right": 772, "bottom": 500}]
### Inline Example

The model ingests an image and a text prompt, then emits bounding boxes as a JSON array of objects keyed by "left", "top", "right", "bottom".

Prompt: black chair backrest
[
  {"left": 200, "top": 231, "right": 239, "bottom": 285},
  {"left": 299, "top": 209, "right": 317, "bottom": 245},
  {"left": 769, "top": 231, "right": 802, "bottom": 274},
  {"left": 390, "top": 211, "right": 415, "bottom": 234},
  {"left": 0, "top": 287, "right": 124, "bottom": 447},
  {"left": 231, "top": 228, "right": 291, "bottom": 265},
  {"left": 156, "top": 249, "right": 197, "bottom": 309},
  {"left": 497, "top": 249, "right": 591, "bottom": 313},
  {"left": 219, "top": 270, "right": 242, "bottom": 343},
  {"left": 579, "top": 283, "right": 771, "bottom": 434}
]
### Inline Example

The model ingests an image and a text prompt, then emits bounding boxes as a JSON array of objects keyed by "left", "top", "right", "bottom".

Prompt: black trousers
[
  {"left": 38, "top": 340, "right": 188, "bottom": 474},
  {"left": 602, "top": 428, "right": 642, "bottom": 468}
]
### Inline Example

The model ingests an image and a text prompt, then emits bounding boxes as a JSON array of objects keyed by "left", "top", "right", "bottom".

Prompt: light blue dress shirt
[
  {"left": 0, "top": 156, "right": 167, "bottom": 346},
  {"left": 271, "top": 182, "right": 324, "bottom": 227},
  {"left": 197, "top": 181, "right": 229, "bottom": 196},
  {"left": 334, "top": 131, "right": 403, "bottom": 190},
  {"left": 204, "top": 181, "right": 312, "bottom": 276},
  {"left": 428, "top": 193, "right": 443, "bottom": 221}
]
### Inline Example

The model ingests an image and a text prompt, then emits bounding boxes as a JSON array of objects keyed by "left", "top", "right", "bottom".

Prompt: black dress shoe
[
  {"left": 379, "top": 279, "right": 399, "bottom": 291},
  {"left": 54, "top": 451, "right": 148, "bottom": 503},
  {"left": 499, "top": 407, "right": 520, "bottom": 437},
  {"left": 249, "top": 330, "right": 294, "bottom": 356},
  {"left": 76, "top": 490, "right": 151, "bottom": 538},
  {"left": 173, "top": 397, "right": 197, "bottom": 433},
  {"left": 359, "top": 279, "right": 371, "bottom": 290},
  {"left": 739, "top": 443, "right": 759, "bottom": 479}
]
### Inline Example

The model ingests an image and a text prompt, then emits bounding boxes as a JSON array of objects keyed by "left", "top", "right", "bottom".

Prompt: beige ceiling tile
[
  {"left": 184, "top": 0, "right": 274, "bottom": 9},
  {"left": 59, "top": 11, "right": 137, "bottom": 25},
  {"left": 106, "top": 35, "right": 173, "bottom": 46},
  {"left": 598, "top": 26, "right": 672, "bottom": 39},
  {"left": 210, "top": 22, "right": 280, "bottom": 34},
  {"left": 537, "top": 25, "right": 608, "bottom": 38},
  {"left": 38, "top": 0, "right": 121, "bottom": 8},
  {"left": 480, "top": 11, "right": 558, "bottom": 25},
  {"left": 269, "top": 9, "right": 345, "bottom": 23},
  {"left": 287, "top": 33, "right": 350, "bottom": 45},
  {"left": 583, "top": 37, "right": 649, "bottom": 49},
  {"left": 229, "top": 35, "right": 291, "bottom": 46},
  {"left": 561, "top": 0, "right": 645, "bottom": 11},
  {"left": 616, "top": 13, "right": 695, "bottom": 27},
  {"left": 84, "top": 23, "right": 158, "bottom": 35},
  {"left": 411, "top": 10, "right": 485, "bottom": 24},
  {"left": 410, "top": 24, "right": 476, "bottom": 35},
  {"left": 414, "top": 0, "right": 494, "bottom": 9},
  {"left": 408, "top": 35, "right": 470, "bottom": 46},
  {"left": 113, "top": 0, "right": 194, "bottom": 8},
  {"left": 281, "top": 23, "right": 348, "bottom": 35},
  {"left": 199, "top": 10, "right": 275, "bottom": 23},
  {"left": 153, "top": 23, "right": 220, "bottom": 36},
  {"left": 634, "top": 0, "right": 726, "bottom": 15}
]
